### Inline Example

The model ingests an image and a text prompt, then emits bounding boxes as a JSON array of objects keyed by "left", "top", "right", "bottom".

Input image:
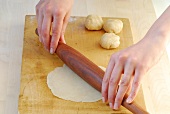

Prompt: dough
[
  {"left": 103, "top": 19, "right": 123, "bottom": 34},
  {"left": 85, "top": 15, "right": 103, "bottom": 30},
  {"left": 100, "top": 33, "right": 120, "bottom": 49},
  {"left": 47, "top": 64, "right": 106, "bottom": 102}
]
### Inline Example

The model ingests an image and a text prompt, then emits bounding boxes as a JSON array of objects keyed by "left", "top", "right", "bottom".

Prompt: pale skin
[
  {"left": 36, "top": 0, "right": 170, "bottom": 110},
  {"left": 35, "top": 0, "right": 74, "bottom": 53}
]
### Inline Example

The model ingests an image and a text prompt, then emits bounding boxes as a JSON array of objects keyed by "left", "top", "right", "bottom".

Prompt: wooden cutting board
[{"left": 18, "top": 15, "right": 146, "bottom": 114}]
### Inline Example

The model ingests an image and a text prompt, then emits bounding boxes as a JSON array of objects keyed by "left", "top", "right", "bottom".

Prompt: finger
[
  {"left": 35, "top": 5, "right": 39, "bottom": 21},
  {"left": 102, "top": 56, "right": 115, "bottom": 103},
  {"left": 126, "top": 68, "right": 143, "bottom": 103},
  {"left": 108, "top": 62, "right": 124, "bottom": 109},
  {"left": 50, "top": 15, "right": 64, "bottom": 54},
  {"left": 37, "top": 11, "right": 44, "bottom": 43},
  {"left": 36, "top": 1, "right": 45, "bottom": 43},
  {"left": 35, "top": 0, "right": 43, "bottom": 20},
  {"left": 113, "top": 62, "right": 135, "bottom": 110},
  {"left": 41, "top": 14, "right": 52, "bottom": 51},
  {"left": 60, "top": 12, "right": 71, "bottom": 44},
  {"left": 126, "top": 76, "right": 134, "bottom": 94}
]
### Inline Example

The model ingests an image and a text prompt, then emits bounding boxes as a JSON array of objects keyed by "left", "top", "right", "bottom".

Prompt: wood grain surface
[
  {"left": 1, "top": 1, "right": 170, "bottom": 114},
  {"left": 18, "top": 15, "right": 146, "bottom": 114}
]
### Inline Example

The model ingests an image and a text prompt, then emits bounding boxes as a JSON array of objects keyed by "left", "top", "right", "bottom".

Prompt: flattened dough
[{"left": 47, "top": 64, "right": 106, "bottom": 102}]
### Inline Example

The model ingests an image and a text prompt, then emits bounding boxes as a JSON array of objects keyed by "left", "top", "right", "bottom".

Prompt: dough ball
[
  {"left": 103, "top": 19, "right": 123, "bottom": 34},
  {"left": 100, "top": 33, "right": 120, "bottom": 49},
  {"left": 85, "top": 15, "right": 103, "bottom": 30}
]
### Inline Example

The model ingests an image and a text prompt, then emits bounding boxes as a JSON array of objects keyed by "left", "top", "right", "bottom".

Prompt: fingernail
[
  {"left": 126, "top": 98, "right": 132, "bottom": 103},
  {"left": 102, "top": 97, "right": 105, "bottom": 103},
  {"left": 109, "top": 103, "right": 113, "bottom": 109},
  {"left": 113, "top": 103, "right": 118, "bottom": 110},
  {"left": 50, "top": 48, "right": 54, "bottom": 54}
]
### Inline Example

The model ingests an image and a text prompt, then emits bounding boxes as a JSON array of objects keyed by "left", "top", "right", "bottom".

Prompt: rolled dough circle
[{"left": 47, "top": 64, "right": 106, "bottom": 102}]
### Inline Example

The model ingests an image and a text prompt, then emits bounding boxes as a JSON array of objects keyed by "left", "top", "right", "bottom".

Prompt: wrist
[{"left": 144, "top": 28, "right": 169, "bottom": 51}]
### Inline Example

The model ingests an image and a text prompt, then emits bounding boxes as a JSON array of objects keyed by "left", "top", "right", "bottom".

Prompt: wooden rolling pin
[{"left": 35, "top": 29, "right": 149, "bottom": 114}]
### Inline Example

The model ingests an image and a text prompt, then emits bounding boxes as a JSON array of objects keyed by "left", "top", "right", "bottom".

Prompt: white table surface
[{"left": 0, "top": 0, "right": 170, "bottom": 114}]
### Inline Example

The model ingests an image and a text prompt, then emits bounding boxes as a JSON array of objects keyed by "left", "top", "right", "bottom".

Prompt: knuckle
[
  {"left": 61, "top": 31, "right": 65, "bottom": 35},
  {"left": 131, "top": 91, "right": 137, "bottom": 98},
  {"left": 52, "top": 27, "right": 57, "bottom": 34},
  {"left": 102, "top": 89, "right": 108, "bottom": 95},
  {"left": 41, "top": 29, "right": 48, "bottom": 38},
  {"left": 35, "top": 5, "right": 39, "bottom": 13},
  {"left": 137, "top": 63, "right": 146, "bottom": 72},
  {"left": 115, "top": 97, "right": 122, "bottom": 103},
  {"left": 54, "top": 8, "right": 63, "bottom": 16},
  {"left": 124, "top": 72, "right": 132, "bottom": 77},
  {"left": 128, "top": 57, "right": 137, "bottom": 64},
  {"left": 35, "top": 3, "right": 40, "bottom": 9},
  {"left": 133, "top": 81, "right": 140, "bottom": 87},
  {"left": 52, "top": 28, "right": 60, "bottom": 37},
  {"left": 52, "top": 30, "right": 59, "bottom": 37},
  {"left": 110, "top": 53, "right": 118, "bottom": 60},
  {"left": 38, "top": 7, "right": 43, "bottom": 12},
  {"left": 103, "top": 77, "right": 109, "bottom": 84},
  {"left": 43, "top": 37, "right": 49, "bottom": 43},
  {"left": 50, "top": 40, "right": 57, "bottom": 48},
  {"left": 108, "top": 94, "right": 116, "bottom": 103},
  {"left": 120, "top": 79, "right": 129, "bottom": 87},
  {"left": 111, "top": 54, "right": 115, "bottom": 59},
  {"left": 109, "top": 78, "right": 118, "bottom": 85},
  {"left": 44, "top": 5, "right": 51, "bottom": 14},
  {"left": 117, "top": 53, "right": 127, "bottom": 63},
  {"left": 108, "top": 96, "right": 114, "bottom": 102}
]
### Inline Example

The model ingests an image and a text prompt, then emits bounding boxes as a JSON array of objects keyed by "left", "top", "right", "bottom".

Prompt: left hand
[
  {"left": 101, "top": 37, "right": 164, "bottom": 110},
  {"left": 35, "top": 0, "right": 74, "bottom": 54}
]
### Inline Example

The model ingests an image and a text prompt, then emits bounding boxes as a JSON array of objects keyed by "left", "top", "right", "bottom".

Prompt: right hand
[
  {"left": 36, "top": 0, "right": 74, "bottom": 54},
  {"left": 102, "top": 36, "right": 164, "bottom": 109}
]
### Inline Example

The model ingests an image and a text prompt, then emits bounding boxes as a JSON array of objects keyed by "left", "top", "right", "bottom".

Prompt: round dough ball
[
  {"left": 100, "top": 33, "right": 120, "bottom": 49},
  {"left": 103, "top": 19, "right": 123, "bottom": 34},
  {"left": 85, "top": 15, "right": 103, "bottom": 30}
]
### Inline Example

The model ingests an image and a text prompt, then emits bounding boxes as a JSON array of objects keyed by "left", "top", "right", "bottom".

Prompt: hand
[
  {"left": 101, "top": 37, "right": 164, "bottom": 110},
  {"left": 36, "top": 0, "right": 74, "bottom": 54}
]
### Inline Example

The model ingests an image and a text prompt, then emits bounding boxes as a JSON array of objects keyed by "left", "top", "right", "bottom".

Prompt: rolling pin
[{"left": 35, "top": 29, "right": 149, "bottom": 114}]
